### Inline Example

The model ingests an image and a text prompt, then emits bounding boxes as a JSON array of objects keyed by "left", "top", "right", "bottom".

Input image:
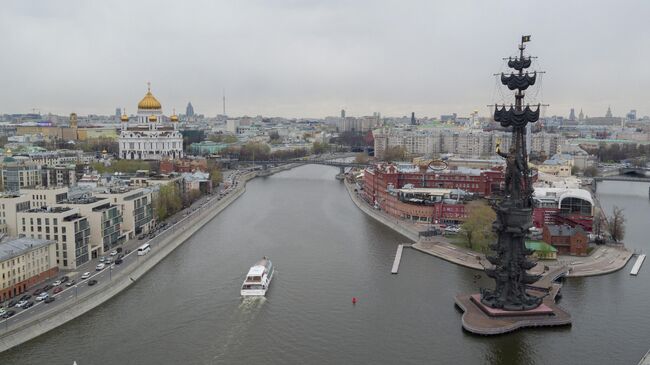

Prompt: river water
[{"left": 0, "top": 167, "right": 649, "bottom": 365}]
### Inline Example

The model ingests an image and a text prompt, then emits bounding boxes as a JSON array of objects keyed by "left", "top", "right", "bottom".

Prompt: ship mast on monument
[
  {"left": 454, "top": 35, "right": 571, "bottom": 335},
  {"left": 481, "top": 34, "right": 542, "bottom": 310}
]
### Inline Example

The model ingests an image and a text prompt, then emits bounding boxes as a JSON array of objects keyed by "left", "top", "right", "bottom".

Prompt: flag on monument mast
[{"left": 522, "top": 35, "right": 531, "bottom": 43}]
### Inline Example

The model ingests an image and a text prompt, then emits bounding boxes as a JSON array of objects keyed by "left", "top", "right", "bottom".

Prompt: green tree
[
  {"left": 210, "top": 167, "right": 223, "bottom": 185},
  {"left": 460, "top": 201, "right": 496, "bottom": 251},
  {"left": 312, "top": 141, "right": 330, "bottom": 154},
  {"left": 91, "top": 160, "right": 151, "bottom": 174},
  {"left": 153, "top": 184, "right": 183, "bottom": 221}
]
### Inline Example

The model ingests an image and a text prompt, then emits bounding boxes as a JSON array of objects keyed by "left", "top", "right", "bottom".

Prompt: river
[{"left": 0, "top": 166, "right": 649, "bottom": 364}]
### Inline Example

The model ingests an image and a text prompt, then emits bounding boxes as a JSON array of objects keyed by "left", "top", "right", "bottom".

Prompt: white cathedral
[{"left": 118, "top": 84, "right": 184, "bottom": 160}]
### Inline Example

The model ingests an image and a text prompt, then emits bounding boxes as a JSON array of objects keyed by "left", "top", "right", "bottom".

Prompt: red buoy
[{"left": 352, "top": 297, "right": 357, "bottom": 304}]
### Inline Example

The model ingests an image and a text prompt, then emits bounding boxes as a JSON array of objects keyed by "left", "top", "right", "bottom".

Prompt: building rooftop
[{"left": 0, "top": 237, "right": 52, "bottom": 262}]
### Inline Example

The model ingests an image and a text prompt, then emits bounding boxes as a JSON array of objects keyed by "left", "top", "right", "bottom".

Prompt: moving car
[
  {"left": 0, "top": 308, "right": 5, "bottom": 316},
  {"left": 99, "top": 256, "right": 106, "bottom": 263},
  {"left": 22, "top": 301, "right": 34, "bottom": 309},
  {"left": 110, "top": 250, "right": 118, "bottom": 256},
  {"left": 36, "top": 292, "right": 49, "bottom": 301},
  {"left": 66, "top": 280, "right": 76, "bottom": 287},
  {"left": 81, "top": 272, "right": 91, "bottom": 280},
  {"left": 88, "top": 279, "right": 98, "bottom": 286},
  {"left": 44, "top": 297, "right": 55, "bottom": 304},
  {"left": 53, "top": 287, "right": 63, "bottom": 294},
  {"left": 115, "top": 258, "right": 123, "bottom": 265},
  {"left": 96, "top": 263, "right": 106, "bottom": 271},
  {"left": 52, "top": 280, "right": 62, "bottom": 286}
]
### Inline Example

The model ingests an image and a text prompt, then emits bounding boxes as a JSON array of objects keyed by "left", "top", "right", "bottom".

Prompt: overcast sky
[{"left": 1, "top": 1, "right": 648, "bottom": 119}]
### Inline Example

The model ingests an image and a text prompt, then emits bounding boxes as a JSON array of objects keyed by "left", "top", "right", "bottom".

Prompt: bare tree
[{"left": 607, "top": 206, "right": 626, "bottom": 242}]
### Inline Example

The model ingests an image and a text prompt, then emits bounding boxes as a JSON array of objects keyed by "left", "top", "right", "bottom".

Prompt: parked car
[
  {"left": 81, "top": 272, "right": 91, "bottom": 280},
  {"left": 60, "top": 276, "right": 69, "bottom": 283},
  {"left": 138, "top": 234, "right": 146, "bottom": 240},
  {"left": 116, "top": 247, "right": 123, "bottom": 253},
  {"left": 43, "top": 284, "right": 53, "bottom": 291},
  {"left": 99, "top": 256, "right": 106, "bottom": 263},
  {"left": 16, "top": 300, "right": 28, "bottom": 308},
  {"left": 36, "top": 293, "right": 49, "bottom": 301},
  {"left": 66, "top": 280, "right": 77, "bottom": 287},
  {"left": 115, "top": 258, "right": 123, "bottom": 265},
  {"left": 88, "top": 279, "right": 98, "bottom": 286},
  {"left": 0, "top": 308, "right": 5, "bottom": 316},
  {"left": 110, "top": 250, "right": 118, "bottom": 256},
  {"left": 32, "top": 288, "right": 44, "bottom": 296},
  {"left": 117, "top": 253, "right": 124, "bottom": 260},
  {"left": 44, "top": 297, "right": 55, "bottom": 304},
  {"left": 53, "top": 287, "right": 63, "bottom": 294},
  {"left": 19, "top": 294, "right": 31, "bottom": 302},
  {"left": 105, "top": 258, "right": 112, "bottom": 264},
  {"left": 7, "top": 299, "right": 17, "bottom": 308},
  {"left": 52, "top": 280, "right": 62, "bottom": 286},
  {"left": 2, "top": 310, "right": 15, "bottom": 319},
  {"left": 22, "top": 301, "right": 34, "bottom": 309},
  {"left": 96, "top": 263, "right": 106, "bottom": 271}
]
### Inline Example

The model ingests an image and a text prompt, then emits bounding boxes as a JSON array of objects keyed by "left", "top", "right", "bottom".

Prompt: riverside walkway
[{"left": 344, "top": 179, "right": 633, "bottom": 277}]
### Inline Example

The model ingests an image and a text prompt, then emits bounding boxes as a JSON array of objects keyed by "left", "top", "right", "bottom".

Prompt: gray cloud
[{"left": 0, "top": 0, "right": 648, "bottom": 119}]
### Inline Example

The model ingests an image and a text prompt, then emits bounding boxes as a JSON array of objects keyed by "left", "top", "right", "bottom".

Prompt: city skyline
[{"left": 1, "top": 1, "right": 649, "bottom": 119}]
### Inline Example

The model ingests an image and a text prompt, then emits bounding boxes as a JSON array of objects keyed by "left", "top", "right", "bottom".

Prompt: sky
[{"left": 0, "top": 0, "right": 649, "bottom": 119}]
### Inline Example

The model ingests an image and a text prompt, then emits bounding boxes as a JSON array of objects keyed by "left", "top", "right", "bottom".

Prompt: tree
[
  {"left": 153, "top": 184, "right": 183, "bottom": 221},
  {"left": 312, "top": 141, "right": 330, "bottom": 154},
  {"left": 571, "top": 165, "right": 581, "bottom": 176},
  {"left": 607, "top": 206, "right": 626, "bottom": 242},
  {"left": 354, "top": 153, "right": 369, "bottom": 164},
  {"left": 461, "top": 201, "right": 496, "bottom": 251},
  {"left": 210, "top": 167, "right": 223, "bottom": 185},
  {"left": 268, "top": 131, "right": 281, "bottom": 142},
  {"left": 91, "top": 160, "right": 151, "bottom": 174},
  {"left": 583, "top": 166, "right": 598, "bottom": 177},
  {"left": 382, "top": 146, "right": 407, "bottom": 162}
]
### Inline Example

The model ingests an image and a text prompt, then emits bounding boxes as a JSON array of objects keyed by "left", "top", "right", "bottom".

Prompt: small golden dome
[
  {"left": 5, "top": 148, "right": 12, "bottom": 155},
  {"left": 148, "top": 115, "right": 157, "bottom": 122},
  {"left": 170, "top": 114, "right": 179, "bottom": 122},
  {"left": 138, "top": 83, "right": 162, "bottom": 110},
  {"left": 120, "top": 114, "right": 129, "bottom": 122},
  {"left": 101, "top": 149, "right": 107, "bottom": 154}
]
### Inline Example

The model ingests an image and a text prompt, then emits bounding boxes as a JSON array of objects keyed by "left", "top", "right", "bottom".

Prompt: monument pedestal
[{"left": 455, "top": 284, "right": 571, "bottom": 335}]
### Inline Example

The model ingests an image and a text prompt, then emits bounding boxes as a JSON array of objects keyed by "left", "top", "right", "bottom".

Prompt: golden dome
[
  {"left": 120, "top": 114, "right": 129, "bottom": 122},
  {"left": 138, "top": 83, "right": 162, "bottom": 110},
  {"left": 101, "top": 149, "right": 107, "bottom": 154},
  {"left": 148, "top": 114, "right": 157, "bottom": 122},
  {"left": 170, "top": 114, "right": 179, "bottom": 122}
]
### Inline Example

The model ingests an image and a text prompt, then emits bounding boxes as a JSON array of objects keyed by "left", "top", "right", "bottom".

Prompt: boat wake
[{"left": 212, "top": 294, "right": 268, "bottom": 360}]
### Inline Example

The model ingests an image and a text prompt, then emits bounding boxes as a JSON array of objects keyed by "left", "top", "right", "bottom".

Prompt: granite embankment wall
[
  {"left": 344, "top": 180, "right": 419, "bottom": 242},
  {"left": 0, "top": 166, "right": 296, "bottom": 353}
]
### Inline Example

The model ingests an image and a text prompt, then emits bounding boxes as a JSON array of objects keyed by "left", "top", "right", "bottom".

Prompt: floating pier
[
  {"left": 631, "top": 254, "right": 646, "bottom": 276},
  {"left": 391, "top": 244, "right": 404, "bottom": 274}
]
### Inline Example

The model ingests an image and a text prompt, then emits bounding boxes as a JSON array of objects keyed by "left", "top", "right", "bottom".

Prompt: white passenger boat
[{"left": 241, "top": 257, "right": 274, "bottom": 296}]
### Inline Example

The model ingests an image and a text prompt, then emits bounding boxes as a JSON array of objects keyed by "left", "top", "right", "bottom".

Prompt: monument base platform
[{"left": 455, "top": 286, "right": 571, "bottom": 335}]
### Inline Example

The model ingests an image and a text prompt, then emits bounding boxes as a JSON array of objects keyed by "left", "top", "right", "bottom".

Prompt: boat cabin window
[{"left": 247, "top": 275, "right": 262, "bottom": 282}]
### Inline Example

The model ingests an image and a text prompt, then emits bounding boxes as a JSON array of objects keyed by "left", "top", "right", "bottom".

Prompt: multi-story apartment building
[
  {"left": 374, "top": 128, "right": 562, "bottom": 160},
  {"left": 22, "top": 187, "right": 69, "bottom": 208},
  {"left": 42, "top": 164, "right": 77, "bottom": 188},
  {"left": 0, "top": 194, "right": 31, "bottom": 236},
  {"left": 96, "top": 187, "right": 154, "bottom": 238},
  {"left": 17, "top": 206, "right": 91, "bottom": 269},
  {"left": 0, "top": 237, "right": 57, "bottom": 301},
  {"left": 56, "top": 197, "right": 124, "bottom": 254},
  {"left": 0, "top": 156, "right": 42, "bottom": 193}
]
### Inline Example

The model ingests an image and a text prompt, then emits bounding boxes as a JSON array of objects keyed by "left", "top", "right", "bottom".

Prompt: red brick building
[
  {"left": 359, "top": 163, "right": 503, "bottom": 224},
  {"left": 542, "top": 224, "right": 588, "bottom": 256}
]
